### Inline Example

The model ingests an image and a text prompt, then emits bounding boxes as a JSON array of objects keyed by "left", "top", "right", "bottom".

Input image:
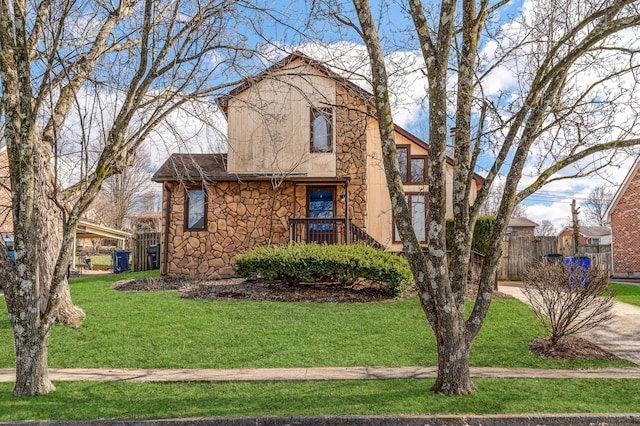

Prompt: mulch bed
[
  {"left": 529, "top": 337, "right": 623, "bottom": 360},
  {"left": 111, "top": 276, "right": 513, "bottom": 303}
]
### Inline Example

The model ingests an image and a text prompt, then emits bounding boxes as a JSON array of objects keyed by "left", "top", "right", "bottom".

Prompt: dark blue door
[{"left": 308, "top": 188, "right": 335, "bottom": 243}]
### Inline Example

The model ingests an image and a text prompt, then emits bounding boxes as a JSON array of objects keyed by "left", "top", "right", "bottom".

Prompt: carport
[{"left": 73, "top": 220, "right": 132, "bottom": 270}]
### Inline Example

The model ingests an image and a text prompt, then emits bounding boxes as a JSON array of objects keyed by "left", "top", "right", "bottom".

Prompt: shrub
[
  {"left": 522, "top": 261, "right": 615, "bottom": 345},
  {"left": 235, "top": 243, "right": 414, "bottom": 297},
  {"left": 445, "top": 216, "right": 496, "bottom": 254}
]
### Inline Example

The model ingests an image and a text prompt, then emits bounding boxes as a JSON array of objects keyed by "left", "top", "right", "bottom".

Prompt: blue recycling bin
[
  {"left": 565, "top": 256, "right": 591, "bottom": 287},
  {"left": 112, "top": 250, "right": 131, "bottom": 274},
  {"left": 8, "top": 251, "right": 14, "bottom": 263}
]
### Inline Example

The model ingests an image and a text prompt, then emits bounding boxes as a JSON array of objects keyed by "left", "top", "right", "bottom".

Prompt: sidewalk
[
  {"left": 2, "top": 365, "right": 640, "bottom": 383},
  {"left": 499, "top": 282, "right": 640, "bottom": 365}
]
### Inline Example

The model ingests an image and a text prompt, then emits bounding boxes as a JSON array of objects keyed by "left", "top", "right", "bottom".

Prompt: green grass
[
  {"left": 2, "top": 379, "right": 640, "bottom": 420},
  {"left": 88, "top": 254, "right": 112, "bottom": 266},
  {"left": 610, "top": 282, "right": 640, "bottom": 307},
  {"left": 0, "top": 271, "right": 631, "bottom": 370},
  {"left": 0, "top": 272, "right": 630, "bottom": 368},
  {"left": 1, "top": 273, "right": 638, "bottom": 419}
]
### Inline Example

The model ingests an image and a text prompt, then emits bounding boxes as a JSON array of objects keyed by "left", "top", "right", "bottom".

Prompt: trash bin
[
  {"left": 146, "top": 244, "right": 160, "bottom": 270},
  {"left": 565, "top": 256, "right": 591, "bottom": 287},
  {"left": 112, "top": 250, "right": 131, "bottom": 274},
  {"left": 545, "top": 253, "right": 564, "bottom": 263},
  {"left": 8, "top": 251, "right": 14, "bottom": 263}
]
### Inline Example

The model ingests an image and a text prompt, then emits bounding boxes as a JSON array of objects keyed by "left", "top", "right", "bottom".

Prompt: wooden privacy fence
[
  {"left": 497, "top": 235, "right": 613, "bottom": 280},
  {"left": 131, "top": 232, "right": 161, "bottom": 272},
  {"left": 584, "top": 252, "right": 612, "bottom": 275},
  {"left": 498, "top": 236, "right": 558, "bottom": 281}
]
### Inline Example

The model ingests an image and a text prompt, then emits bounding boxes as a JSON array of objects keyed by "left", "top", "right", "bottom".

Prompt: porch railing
[{"left": 289, "top": 218, "right": 384, "bottom": 249}]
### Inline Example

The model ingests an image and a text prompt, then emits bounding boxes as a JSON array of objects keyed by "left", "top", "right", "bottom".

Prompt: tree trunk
[
  {"left": 12, "top": 326, "right": 55, "bottom": 396},
  {"left": 429, "top": 311, "right": 476, "bottom": 395},
  {"left": 34, "top": 140, "right": 86, "bottom": 329}
]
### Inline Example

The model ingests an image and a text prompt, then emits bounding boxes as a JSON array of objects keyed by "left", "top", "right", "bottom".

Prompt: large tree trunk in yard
[
  {"left": 423, "top": 299, "right": 476, "bottom": 395},
  {"left": 11, "top": 324, "right": 55, "bottom": 396},
  {"left": 431, "top": 321, "right": 475, "bottom": 395},
  {"left": 34, "top": 142, "right": 86, "bottom": 329},
  {"left": 7, "top": 140, "right": 85, "bottom": 396}
]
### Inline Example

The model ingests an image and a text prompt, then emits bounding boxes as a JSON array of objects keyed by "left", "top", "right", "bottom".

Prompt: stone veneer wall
[
  {"left": 163, "top": 180, "right": 298, "bottom": 278},
  {"left": 335, "top": 85, "right": 368, "bottom": 228},
  {"left": 611, "top": 167, "right": 640, "bottom": 276}
]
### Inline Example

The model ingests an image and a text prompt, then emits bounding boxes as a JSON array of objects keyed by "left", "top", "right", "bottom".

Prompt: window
[
  {"left": 311, "top": 108, "right": 333, "bottom": 153},
  {"left": 394, "top": 194, "right": 427, "bottom": 243},
  {"left": 396, "top": 145, "right": 427, "bottom": 183},
  {"left": 410, "top": 158, "right": 426, "bottom": 183},
  {"left": 185, "top": 187, "right": 206, "bottom": 230},
  {"left": 397, "top": 147, "right": 408, "bottom": 182},
  {"left": 410, "top": 194, "right": 426, "bottom": 242}
]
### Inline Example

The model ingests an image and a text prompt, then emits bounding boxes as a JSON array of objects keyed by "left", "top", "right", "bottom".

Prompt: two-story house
[{"left": 152, "top": 52, "right": 484, "bottom": 278}]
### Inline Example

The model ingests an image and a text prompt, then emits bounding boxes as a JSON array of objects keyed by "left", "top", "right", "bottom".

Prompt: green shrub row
[
  {"left": 235, "top": 243, "right": 414, "bottom": 297},
  {"left": 445, "top": 216, "right": 496, "bottom": 254}
]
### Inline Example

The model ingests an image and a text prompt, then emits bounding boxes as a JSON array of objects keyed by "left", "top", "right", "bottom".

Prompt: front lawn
[
  {"left": 0, "top": 272, "right": 631, "bottom": 370},
  {"left": 610, "top": 282, "right": 640, "bottom": 306},
  {"left": 1, "top": 272, "right": 638, "bottom": 420},
  {"left": 2, "top": 379, "right": 640, "bottom": 420}
]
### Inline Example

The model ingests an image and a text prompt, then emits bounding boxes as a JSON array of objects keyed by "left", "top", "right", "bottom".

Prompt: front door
[{"left": 307, "top": 187, "right": 336, "bottom": 244}]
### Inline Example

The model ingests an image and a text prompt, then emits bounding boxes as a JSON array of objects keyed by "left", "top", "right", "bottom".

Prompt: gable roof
[
  {"left": 559, "top": 226, "right": 611, "bottom": 237},
  {"left": 508, "top": 217, "right": 538, "bottom": 228},
  {"left": 605, "top": 155, "right": 640, "bottom": 222},
  {"left": 216, "top": 51, "right": 373, "bottom": 117}
]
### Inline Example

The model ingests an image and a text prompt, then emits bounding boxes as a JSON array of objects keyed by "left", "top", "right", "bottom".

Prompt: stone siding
[
  {"left": 163, "top": 181, "right": 296, "bottom": 278},
  {"left": 611, "top": 167, "right": 640, "bottom": 276},
  {"left": 335, "top": 84, "right": 368, "bottom": 228}
]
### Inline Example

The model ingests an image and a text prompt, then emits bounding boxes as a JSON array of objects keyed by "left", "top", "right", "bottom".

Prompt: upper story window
[
  {"left": 310, "top": 108, "right": 333, "bottom": 153},
  {"left": 394, "top": 193, "right": 427, "bottom": 243},
  {"left": 185, "top": 187, "right": 206, "bottom": 230},
  {"left": 396, "top": 145, "right": 427, "bottom": 184}
]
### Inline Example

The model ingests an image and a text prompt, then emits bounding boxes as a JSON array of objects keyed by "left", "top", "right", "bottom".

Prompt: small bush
[
  {"left": 446, "top": 216, "right": 496, "bottom": 254},
  {"left": 523, "top": 262, "right": 615, "bottom": 346},
  {"left": 235, "top": 243, "right": 413, "bottom": 297}
]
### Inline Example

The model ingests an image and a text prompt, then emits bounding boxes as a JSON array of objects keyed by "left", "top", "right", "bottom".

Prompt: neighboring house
[
  {"left": 606, "top": 156, "right": 640, "bottom": 277},
  {"left": 129, "top": 212, "right": 163, "bottom": 233},
  {"left": 506, "top": 217, "right": 538, "bottom": 237},
  {"left": 0, "top": 146, "right": 13, "bottom": 238},
  {"left": 153, "top": 52, "right": 484, "bottom": 278},
  {"left": 557, "top": 225, "right": 612, "bottom": 256}
]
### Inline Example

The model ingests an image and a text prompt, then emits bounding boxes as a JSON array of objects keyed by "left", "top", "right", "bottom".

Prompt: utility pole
[{"left": 571, "top": 199, "right": 580, "bottom": 256}]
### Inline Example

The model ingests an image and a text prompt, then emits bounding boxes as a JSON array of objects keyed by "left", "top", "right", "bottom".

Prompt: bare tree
[
  {"left": 523, "top": 262, "right": 615, "bottom": 346},
  {"left": 535, "top": 219, "right": 557, "bottom": 237},
  {"left": 339, "top": 0, "right": 640, "bottom": 395},
  {"left": 0, "top": 0, "right": 256, "bottom": 396},
  {"left": 583, "top": 185, "right": 614, "bottom": 226},
  {"left": 479, "top": 182, "right": 527, "bottom": 217},
  {"left": 97, "top": 151, "right": 155, "bottom": 230}
]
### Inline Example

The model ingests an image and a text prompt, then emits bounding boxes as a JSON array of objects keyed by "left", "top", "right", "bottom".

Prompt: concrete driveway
[{"left": 499, "top": 283, "right": 640, "bottom": 365}]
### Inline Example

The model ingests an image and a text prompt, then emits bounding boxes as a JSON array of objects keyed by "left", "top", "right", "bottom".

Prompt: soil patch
[
  {"left": 112, "top": 276, "right": 513, "bottom": 303},
  {"left": 529, "top": 337, "right": 623, "bottom": 360}
]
